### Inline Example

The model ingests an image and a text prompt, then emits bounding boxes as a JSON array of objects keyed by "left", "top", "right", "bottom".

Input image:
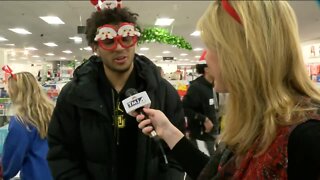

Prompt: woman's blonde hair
[
  {"left": 8, "top": 72, "right": 54, "bottom": 139},
  {"left": 197, "top": 1, "right": 320, "bottom": 155}
]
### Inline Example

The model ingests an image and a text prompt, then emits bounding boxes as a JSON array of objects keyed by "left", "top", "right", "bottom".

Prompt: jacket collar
[{"left": 65, "top": 54, "right": 161, "bottom": 117}]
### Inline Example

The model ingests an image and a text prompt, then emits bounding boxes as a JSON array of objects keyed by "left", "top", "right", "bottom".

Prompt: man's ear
[{"left": 92, "top": 44, "right": 99, "bottom": 56}]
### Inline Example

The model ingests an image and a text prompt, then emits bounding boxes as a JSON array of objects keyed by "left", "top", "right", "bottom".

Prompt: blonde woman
[
  {"left": 1, "top": 71, "right": 54, "bottom": 180},
  {"left": 136, "top": 1, "right": 320, "bottom": 179}
]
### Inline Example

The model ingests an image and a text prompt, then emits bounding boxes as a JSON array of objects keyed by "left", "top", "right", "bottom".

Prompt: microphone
[
  {"left": 122, "top": 88, "right": 168, "bottom": 164},
  {"left": 122, "top": 88, "right": 156, "bottom": 137}
]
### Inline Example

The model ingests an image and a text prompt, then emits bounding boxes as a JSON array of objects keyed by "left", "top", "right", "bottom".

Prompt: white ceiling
[{"left": 0, "top": 1, "right": 319, "bottom": 65}]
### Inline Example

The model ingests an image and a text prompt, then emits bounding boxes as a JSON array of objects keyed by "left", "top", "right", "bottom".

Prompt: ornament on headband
[
  {"left": 90, "top": 0, "right": 122, "bottom": 11},
  {"left": 94, "top": 23, "right": 140, "bottom": 51},
  {"left": 2, "top": 65, "right": 16, "bottom": 80}
]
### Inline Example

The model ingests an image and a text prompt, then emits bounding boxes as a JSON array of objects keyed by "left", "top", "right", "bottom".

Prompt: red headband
[
  {"left": 221, "top": 0, "right": 242, "bottom": 25},
  {"left": 2, "top": 65, "right": 17, "bottom": 80}
]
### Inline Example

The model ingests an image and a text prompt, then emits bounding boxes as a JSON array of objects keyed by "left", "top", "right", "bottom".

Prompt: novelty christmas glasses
[{"left": 94, "top": 23, "right": 140, "bottom": 51}]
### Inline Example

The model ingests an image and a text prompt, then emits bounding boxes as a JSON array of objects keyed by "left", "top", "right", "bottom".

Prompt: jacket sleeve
[
  {"left": 2, "top": 117, "right": 30, "bottom": 179},
  {"left": 182, "top": 85, "right": 206, "bottom": 126},
  {"left": 47, "top": 88, "right": 89, "bottom": 180},
  {"left": 161, "top": 79, "right": 185, "bottom": 132}
]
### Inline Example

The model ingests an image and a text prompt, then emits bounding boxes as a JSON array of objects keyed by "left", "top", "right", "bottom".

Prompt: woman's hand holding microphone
[{"left": 136, "top": 108, "right": 184, "bottom": 149}]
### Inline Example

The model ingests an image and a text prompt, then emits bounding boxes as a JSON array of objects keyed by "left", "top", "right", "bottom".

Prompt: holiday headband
[
  {"left": 90, "top": 0, "right": 140, "bottom": 51},
  {"left": 221, "top": 0, "right": 242, "bottom": 25},
  {"left": 90, "top": 0, "right": 122, "bottom": 11},
  {"left": 2, "top": 65, "right": 16, "bottom": 80}
]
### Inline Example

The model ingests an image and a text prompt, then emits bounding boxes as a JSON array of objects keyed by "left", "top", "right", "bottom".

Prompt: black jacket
[
  {"left": 47, "top": 55, "right": 186, "bottom": 180},
  {"left": 183, "top": 76, "right": 219, "bottom": 140}
]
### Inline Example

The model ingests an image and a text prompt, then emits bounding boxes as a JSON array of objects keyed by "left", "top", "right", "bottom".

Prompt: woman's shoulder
[
  {"left": 8, "top": 116, "right": 35, "bottom": 133},
  {"left": 289, "top": 119, "right": 320, "bottom": 148}
]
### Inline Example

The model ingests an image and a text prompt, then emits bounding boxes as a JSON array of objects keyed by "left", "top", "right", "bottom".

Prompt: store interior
[
  {"left": 0, "top": 1, "right": 319, "bottom": 179},
  {"left": 0, "top": 1, "right": 319, "bottom": 93}
]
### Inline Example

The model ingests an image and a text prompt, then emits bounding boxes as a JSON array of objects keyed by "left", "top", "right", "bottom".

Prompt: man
[
  {"left": 182, "top": 54, "right": 219, "bottom": 156},
  {"left": 47, "top": 6, "right": 186, "bottom": 180}
]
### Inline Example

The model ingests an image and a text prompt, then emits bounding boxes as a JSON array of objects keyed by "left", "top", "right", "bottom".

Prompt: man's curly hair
[{"left": 85, "top": 8, "right": 139, "bottom": 46}]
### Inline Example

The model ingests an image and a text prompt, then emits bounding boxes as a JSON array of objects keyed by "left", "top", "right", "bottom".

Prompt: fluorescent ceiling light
[
  {"left": 62, "top": 50, "right": 72, "bottom": 54},
  {"left": 83, "top": 47, "right": 92, "bottom": 51},
  {"left": 44, "top": 42, "right": 58, "bottom": 47},
  {"left": 180, "top": 53, "right": 188, "bottom": 56},
  {"left": 60, "top": 57, "right": 67, "bottom": 60},
  {"left": 40, "top": 16, "right": 65, "bottom": 25},
  {"left": 9, "top": 28, "right": 32, "bottom": 35},
  {"left": 155, "top": 56, "right": 162, "bottom": 58},
  {"left": 69, "top": 36, "right": 82, "bottom": 43},
  {"left": 155, "top": 18, "right": 175, "bottom": 26},
  {"left": 162, "top": 51, "right": 171, "bottom": 54},
  {"left": 140, "top": 47, "right": 149, "bottom": 51},
  {"left": 195, "top": 55, "right": 201, "bottom": 58},
  {"left": 0, "top": 37, "right": 8, "bottom": 41},
  {"left": 25, "top": 47, "right": 38, "bottom": 51},
  {"left": 5, "top": 44, "right": 15, "bottom": 46},
  {"left": 32, "top": 55, "right": 40, "bottom": 58},
  {"left": 190, "top": 31, "right": 201, "bottom": 36},
  {"left": 46, "top": 53, "right": 55, "bottom": 56},
  {"left": 193, "top": 48, "right": 203, "bottom": 51},
  {"left": 21, "top": 57, "right": 28, "bottom": 60},
  {"left": 24, "top": 50, "right": 29, "bottom": 55}
]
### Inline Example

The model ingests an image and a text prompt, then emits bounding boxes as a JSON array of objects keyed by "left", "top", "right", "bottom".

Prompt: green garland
[{"left": 138, "top": 27, "right": 193, "bottom": 50}]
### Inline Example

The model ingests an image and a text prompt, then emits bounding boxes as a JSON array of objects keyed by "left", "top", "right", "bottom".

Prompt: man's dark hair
[
  {"left": 195, "top": 64, "right": 207, "bottom": 75},
  {"left": 85, "top": 8, "right": 139, "bottom": 46}
]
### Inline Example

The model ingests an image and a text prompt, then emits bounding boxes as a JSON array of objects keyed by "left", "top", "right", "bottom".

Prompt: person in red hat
[{"left": 182, "top": 50, "right": 219, "bottom": 156}]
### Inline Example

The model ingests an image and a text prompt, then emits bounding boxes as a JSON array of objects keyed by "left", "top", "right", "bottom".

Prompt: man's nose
[{"left": 114, "top": 42, "right": 124, "bottom": 51}]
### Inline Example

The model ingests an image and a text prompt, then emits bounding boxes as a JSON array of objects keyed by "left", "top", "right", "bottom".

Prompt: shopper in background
[
  {"left": 47, "top": 3, "right": 188, "bottom": 180},
  {"left": 136, "top": 1, "right": 320, "bottom": 179},
  {"left": 182, "top": 57, "right": 219, "bottom": 156},
  {"left": 1, "top": 70, "right": 54, "bottom": 180}
]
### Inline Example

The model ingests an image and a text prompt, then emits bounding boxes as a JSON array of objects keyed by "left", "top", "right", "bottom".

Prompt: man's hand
[{"left": 204, "top": 117, "right": 213, "bottom": 133}]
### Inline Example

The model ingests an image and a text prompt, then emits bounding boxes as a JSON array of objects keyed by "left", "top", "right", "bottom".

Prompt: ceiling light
[
  {"left": 155, "top": 56, "right": 162, "bottom": 58},
  {"left": 32, "top": 55, "right": 40, "bottom": 58},
  {"left": 162, "top": 51, "right": 171, "bottom": 54},
  {"left": 62, "top": 50, "right": 72, "bottom": 54},
  {"left": 69, "top": 36, "right": 82, "bottom": 43},
  {"left": 5, "top": 44, "right": 15, "bottom": 46},
  {"left": 140, "top": 47, "right": 149, "bottom": 51},
  {"left": 155, "top": 18, "right": 175, "bottom": 26},
  {"left": 46, "top": 53, "right": 55, "bottom": 56},
  {"left": 193, "top": 48, "right": 203, "bottom": 51},
  {"left": 190, "top": 31, "right": 201, "bottom": 36},
  {"left": 21, "top": 57, "right": 28, "bottom": 60},
  {"left": 40, "top": 16, "right": 65, "bottom": 25},
  {"left": 24, "top": 50, "right": 29, "bottom": 55},
  {"left": 25, "top": 47, "right": 38, "bottom": 51},
  {"left": 44, "top": 42, "right": 58, "bottom": 47},
  {"left": 0, "top": 37, "right": 8, "bottom": 41},
  {"left": 9, "top": 28, "right": 32, "bottom": 35},
  {"left": 180, "top": 53, "right": 188, "bottom": 56},
  {"left": 195, "top": 55, "right": 201, "bottom": 58},
  {"left": 83, "top": 47, "right": 92, "bottom": 51},
  {"left": 60, "top": 57, "right": 67, "bottom": 60}
]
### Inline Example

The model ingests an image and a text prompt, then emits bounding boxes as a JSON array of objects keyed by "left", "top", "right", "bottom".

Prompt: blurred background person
[
  {"left": 182, "top": 52, "right": 219, "bottom": 156},
  {"left": 1, "top": 70, "right": 54, "bottom": 180}
]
